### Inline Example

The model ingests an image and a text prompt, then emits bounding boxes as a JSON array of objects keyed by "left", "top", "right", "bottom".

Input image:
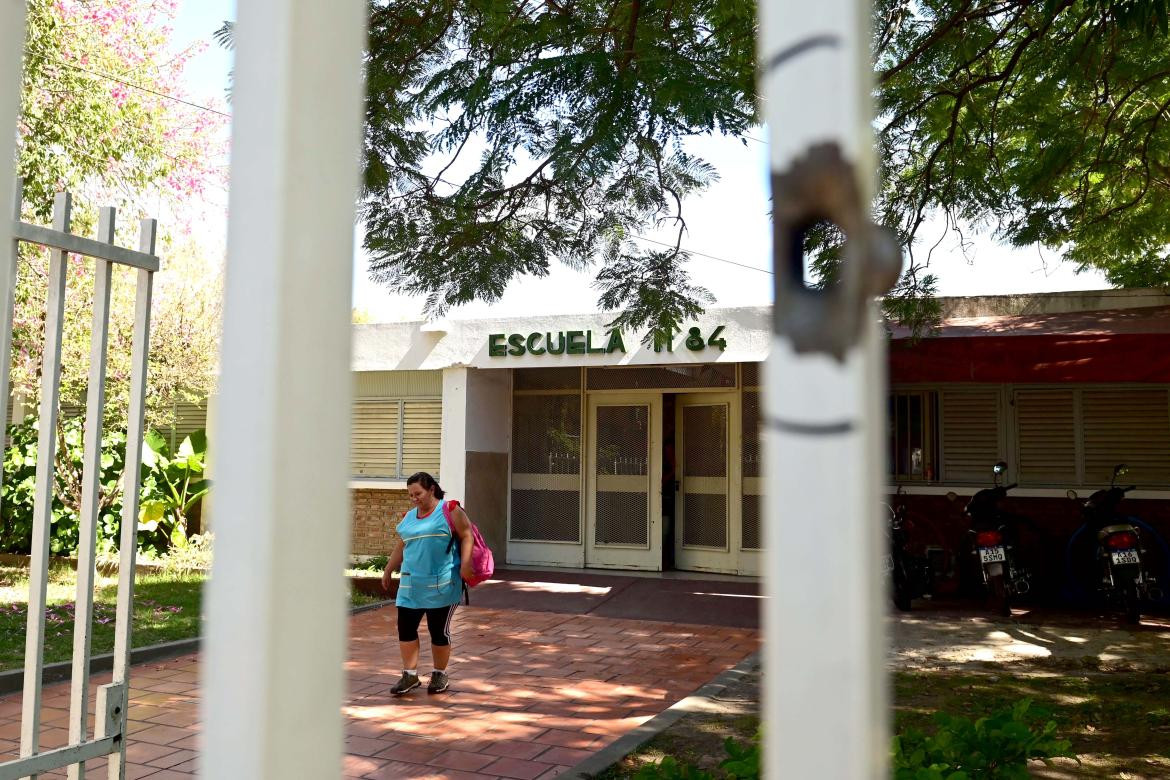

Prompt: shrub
[
  {"left": 0, "top": 417, "right": 210, "bottom": 557},
  {"left": 632, "top": 735, "right": 759, "bottom": 780},
  {"left": 0, "top": 416, "right": 125, "bottom": 555},
  {"left": 893, "top": 699, "right": 1075, "bottom": 779}
]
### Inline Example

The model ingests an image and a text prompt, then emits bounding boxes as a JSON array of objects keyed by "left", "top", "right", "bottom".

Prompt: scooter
[
  {"left": 1067, "top": 464, "right": 1163, "bottom": 624},
  {"left": 884, "top": 488, "right": 933, "bottom": 611},
  {"left": 966, "top": 462, "right": 1032, "bottom": 616}
]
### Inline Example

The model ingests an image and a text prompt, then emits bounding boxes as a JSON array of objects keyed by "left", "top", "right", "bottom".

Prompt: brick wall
[{"left": 351, "top": 489, "right": 412, "bottom": 556}]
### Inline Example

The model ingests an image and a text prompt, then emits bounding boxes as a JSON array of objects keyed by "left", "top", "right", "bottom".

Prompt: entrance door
[
  {"left": 675, "top": 393, "right": 740, "bottom": 573},
  {"left": 585, "top": 394, "right": 662, "bottom": 570}
]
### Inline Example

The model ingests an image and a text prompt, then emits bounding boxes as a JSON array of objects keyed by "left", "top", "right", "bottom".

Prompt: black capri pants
[{"left": 397, "top": 604, "right": 457, "bottom": 646}]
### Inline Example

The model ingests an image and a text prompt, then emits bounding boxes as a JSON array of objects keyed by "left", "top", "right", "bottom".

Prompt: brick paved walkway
[{"left": 0, "top": 604, "right": 759, "bottom": 778}]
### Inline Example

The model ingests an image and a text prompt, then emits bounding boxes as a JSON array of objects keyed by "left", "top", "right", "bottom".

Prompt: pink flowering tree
[{"left": 14, "top": 0, "right": 227, "bottom": 431}]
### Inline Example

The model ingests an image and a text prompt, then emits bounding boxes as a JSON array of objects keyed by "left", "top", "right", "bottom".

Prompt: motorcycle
[
  {"left": 966, "top": 462, "right": 1032, "bottom": 616},
  {"left": 884, "top": 488, "right": 933, "bottom": 611},
  {"left": 1067, "top": 464, "right": 1163, "bottom": 624}
]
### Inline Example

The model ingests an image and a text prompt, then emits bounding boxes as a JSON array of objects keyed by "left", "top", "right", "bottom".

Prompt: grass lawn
[{"left": 0, "top": 564, "right": 393, "bottom": 672}]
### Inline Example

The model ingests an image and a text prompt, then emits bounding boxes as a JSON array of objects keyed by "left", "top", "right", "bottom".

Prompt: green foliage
[
  {"left": 874, "top": 0, "right": 1170, "bottom": 306},
  {"left": 0, "top": 418, "right": 209, "bottom": 557},
  {"left": 357, "top": 1, "right": 756, "bottom": 342},
  {"left": 632, "top": 734, "right": 759, "bottom": 780},
  {"left": 0, "top": 416, "right": 125, "bottom": 556},
  {"left": 718, "top": 735, "right": 760, "bottom": 779},
  {"left": 16, "top": 1, "right": 224, "bottom": 432},
  {"left": 892, "top": 699, "right": 1076, "bottom": 779},
  {"left": 154, "top": 532, "right": 214, "bottom": 574},
  {"left": 633, "top": 757, "right": 713, "bottom": 780},
  {"left": 353, "top": 555, "right": 390, "bottom": 573},
  {"left": 352, "top": 0, "right": 1170, "bottom": 336},
  {"left": 139, "top": 430, "right": 209, "bottom": 555}
]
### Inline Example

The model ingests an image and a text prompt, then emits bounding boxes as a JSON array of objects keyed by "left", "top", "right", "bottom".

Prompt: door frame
[
  {"left": 585, "top": 393, "right": 663, "bottom": 570},
  {"left": 674, "top": 392, "right": 743, "bottom": 574}
]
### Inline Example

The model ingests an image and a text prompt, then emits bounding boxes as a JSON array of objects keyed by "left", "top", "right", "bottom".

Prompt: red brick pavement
[{"left": 0, "top": 605, "right": 759, "bottom": 778}]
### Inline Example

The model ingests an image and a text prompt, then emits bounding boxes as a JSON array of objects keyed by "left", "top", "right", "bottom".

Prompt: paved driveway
[{"left": 0, "top": 573, "right": 760, "bottom": 779}]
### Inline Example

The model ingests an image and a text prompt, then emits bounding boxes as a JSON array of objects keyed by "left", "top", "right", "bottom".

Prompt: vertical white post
[
  {"left": 0, "top": 5, "right": 26, "bottom": 772},
  {"left": 0, "top": 180, "right": 23, "bottom": 451},
  {"left": 20, "top": 192, "right": 72, "bottom": 777},
  {"left": 201, "top": 0, "right": 366, "bottom": 777},
  {"left": 68, "top": 208, "right": 116, "bottom": 780},
  {"left": 758, "top": 1, "right": 888, "bottom": 778},
  {"left": 0, "top": 0, "right": 23, "bottom": 282},
  {"left": 103, "top": 221, "right": 155, "bottom": 780}
]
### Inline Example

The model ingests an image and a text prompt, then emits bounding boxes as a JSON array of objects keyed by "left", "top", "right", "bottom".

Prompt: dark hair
[{"left": 406, "top": 471, "right": 445, "bottom": 499}]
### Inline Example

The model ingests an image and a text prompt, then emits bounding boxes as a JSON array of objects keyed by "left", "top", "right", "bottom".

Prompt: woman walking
[{"left": 381, "top": 472, "right": 474, "bottom": 695}]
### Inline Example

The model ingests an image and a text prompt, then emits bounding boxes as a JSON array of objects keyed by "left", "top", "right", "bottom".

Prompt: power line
[
  {"left": 28, "top": 48, "right": 769, "bottom": 273},
  {"left": 27, "top": 48, "right": 231, "bottom": 119},
  {"left": 626, "top": 232, "right": 772, "bottom": 275}
]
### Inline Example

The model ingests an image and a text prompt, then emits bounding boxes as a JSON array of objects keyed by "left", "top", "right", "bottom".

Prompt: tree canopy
[
  {"left": 18, "top": 0, "right": 226, "bottom": 428},
  {"left": 874, "top": 0, "right": 1170, "bottom": 305},
  {"left": 231, "top": 0, "right": 1170, "bottom": 334}
]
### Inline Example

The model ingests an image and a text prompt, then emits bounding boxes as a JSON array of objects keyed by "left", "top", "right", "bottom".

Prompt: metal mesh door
[
  {"left": 510, "top": 394, "right": 582, "bottom": 542},
  {"left": 680, "top": 403, "right": 729, "bottom": 548},
  {"left": 594, "top": 404, "right": 650, "bottom": 546},
  {"left": 741, "top": 390, "right": 762, "bottom": 549}
]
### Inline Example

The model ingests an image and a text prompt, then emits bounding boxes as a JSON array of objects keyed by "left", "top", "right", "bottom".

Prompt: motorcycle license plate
[
  {"left": 882, "top": 555, "right": 895, "bottom": 574},
  {"left": 979, "top": 546, "right": 1006, "bottom": 564},
  {"left": 1111, "top": 549, "right": 1140, "bottom": 566}
]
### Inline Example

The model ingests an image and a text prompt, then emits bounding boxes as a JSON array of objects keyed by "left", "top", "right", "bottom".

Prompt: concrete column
[{"left": 440, "top": 367, "right": 511, "bottom": 552}]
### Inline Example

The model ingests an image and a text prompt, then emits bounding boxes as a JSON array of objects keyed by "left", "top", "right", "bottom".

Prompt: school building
[{"left": 344, "top": 288, "right": 1170, "bottom": 590}]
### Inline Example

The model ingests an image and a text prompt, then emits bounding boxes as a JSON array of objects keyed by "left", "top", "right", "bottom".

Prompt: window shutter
[
  {"left": 940, "top": 389, "right": 1000, "bottom": 482},
  {"left": 351, "top": 400, "right": 400, "bottom": 477},
  {"left": 401, "top": 399, "right": 442, "bottom": 475},
  {"left": 172, "top": 401, "right": 208, "bottom": 449},
  {"left": 1014, "top": 389, "right": 1077, "bottom": 485},
  {"left": 1082, "top": 387, "right": 1170, "bottom": 486}
]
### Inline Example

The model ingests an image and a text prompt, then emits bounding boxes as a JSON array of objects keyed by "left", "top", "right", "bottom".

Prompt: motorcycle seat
[{"left": 1097, "top": 523, "right": 1138, "bottom": 541}]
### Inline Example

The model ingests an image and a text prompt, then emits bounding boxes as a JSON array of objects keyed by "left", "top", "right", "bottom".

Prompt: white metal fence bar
[
  {"left": 106, "top": 222, "right": 155, "bottom": 780},
  {"left": 202, "top": 0, "right": 366, "bottom": 775},
  {"left": 0, "top": 682, "right": 122, "bottom": 780},
  {"left": 21, "top": 192, "right": 73, "bottom": 778},
  {"left": 0, "top": 189, "right": 158, "bottom": 779},
  {"left": 0, "top": 181, "right": 21, "bottom": 452},
  {"left": 11, "top": 222, "right": 159, "bottom": 271},
  {"left": 66, "top": 207, "right": 116, "bottom": 780},
  {"left": 0, "top": 740, "right": 118, "bottom": 780}
]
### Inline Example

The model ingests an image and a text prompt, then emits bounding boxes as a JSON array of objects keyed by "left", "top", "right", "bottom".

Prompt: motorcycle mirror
[
  {"left": 993, "top": 461, "right": 1008, "bottom": 475},
  {"left": 1066, "top": 489, "right": 1079, "bottom": 501},
  {"left": 1111, "top": 463, "right": 1129, "bottom": 487}
]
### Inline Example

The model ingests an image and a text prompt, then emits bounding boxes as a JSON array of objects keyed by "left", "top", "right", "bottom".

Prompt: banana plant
[{"left": 139, "top": 429, "right": 209, "bottom": 553}]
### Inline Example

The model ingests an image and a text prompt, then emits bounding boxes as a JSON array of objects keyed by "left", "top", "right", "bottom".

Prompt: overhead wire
[{"left": 26, "top": 47, "right": 772, "bottom": 275}]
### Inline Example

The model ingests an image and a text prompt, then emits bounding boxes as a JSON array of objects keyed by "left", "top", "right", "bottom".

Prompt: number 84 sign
[{"left": 653, "top": 325, "right": 727, "bottom": 353}]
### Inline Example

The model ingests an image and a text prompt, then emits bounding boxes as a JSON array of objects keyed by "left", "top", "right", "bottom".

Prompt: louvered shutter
[
  {"left": 401, "top": 399, "right": 442, "bottom": 475},
  {"left": 351, "top": 400, "right": 399, "bottom": 477},
  {"left": 940, "top": 389, "right": 1000, "bottom": 482},
  {"left": 171, "top": 401, "right": 208, "bottom": 450},
  {"left": 1014, "top": 389, "right": 1077, "bottom": 485},
  {"left": 1082, "top": 387, "right": 1170, "bottom": 486}
]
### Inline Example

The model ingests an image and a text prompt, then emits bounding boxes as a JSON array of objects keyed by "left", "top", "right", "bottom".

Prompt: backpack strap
[
  {"left": 444, "top": 500, "right": 460, "bottom": 555},
  {"left": 441, "top": 500, "right": 471, "bottom": 605}
]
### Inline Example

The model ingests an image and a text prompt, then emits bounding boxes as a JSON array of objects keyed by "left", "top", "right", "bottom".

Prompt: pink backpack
[{"left": 443, "top": 500, "right": 495, "bottom": 602}]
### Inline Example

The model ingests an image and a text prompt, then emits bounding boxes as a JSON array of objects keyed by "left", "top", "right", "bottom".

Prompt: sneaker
[
  {"left": 427, "top": 670, "right": 449, "bottom": 694},
  {"left": 390, "top": 671, "right": 420, "bottom": 696}
]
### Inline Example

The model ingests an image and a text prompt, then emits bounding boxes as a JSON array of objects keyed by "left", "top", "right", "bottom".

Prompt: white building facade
[{"left": 352, "top": 306, "right": 770, "bottom": 576}]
